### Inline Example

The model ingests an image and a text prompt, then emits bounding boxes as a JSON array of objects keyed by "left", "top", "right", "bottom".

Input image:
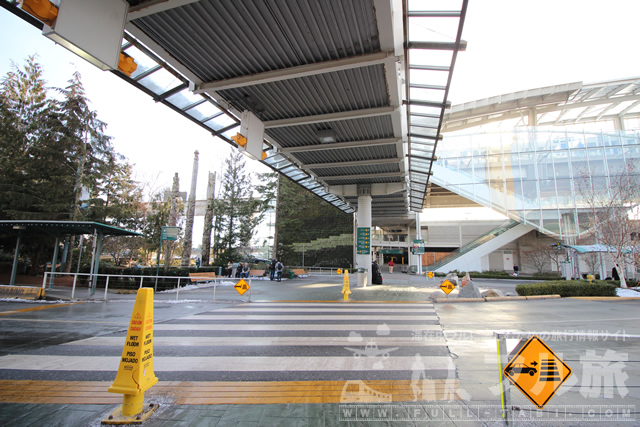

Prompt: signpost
[
  {"left": 356, "top": 227, "right": 370, "bottom": 254},
  {"left": 503, "top": 335, "right": 572, "bottom": 409},
  {"left": 156, "top": 226, "right": 180, "bottom": 286}
]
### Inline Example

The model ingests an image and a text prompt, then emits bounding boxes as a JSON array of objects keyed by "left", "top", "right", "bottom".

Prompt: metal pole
[
  {"left": 176, "top": 277, "right": 181, "bottom": 301},
  {"left": 248, "top": 279, "right": 252, "bottom": 302},
  {"left": 104, "top": 276, "right": 110, "bottom": 301},
  {"left": 76, "top": 235, "right": 84, "bottom": 275},
  {"left": 496, "top": 334, "right": 512, "bottom": 426},
  {"left": 155, "top": 239, "right": 162, "bottom": 290},
  {"left": 213, "top": 280, "right": 217, "bottom": 301},
  {"left": 49, "top": 237, "right": 60, "bottom": 289},
  {"left": 42, "top": 272, "right": 48, "bottom": 289},
  {"left": 90, "top": 232, "right": 103, "bottom": 295},
  {"left": 10, "top": 234, "right": 21, "bottom": 286},
  {"left": 71, "top": 274, "right": 77, "bottom": 299},
  {"left": 88, "top": 230, "right": 97, "bottom": 292},
  {"left": 139, "top": 276, "right": 144, "bottom": 289}
]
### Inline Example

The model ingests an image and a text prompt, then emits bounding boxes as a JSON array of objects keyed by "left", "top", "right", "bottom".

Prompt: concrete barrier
[{"left": 0, "top": 285, "right": 44, "bottom": 300}]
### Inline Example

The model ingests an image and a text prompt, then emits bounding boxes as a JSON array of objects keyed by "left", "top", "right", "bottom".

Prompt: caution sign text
[
  {"left": 503, "top": 335, "right": 572, "bottom": 409},
  {"left": 235, "top": 279, "right": 250, "bottom": 295}
]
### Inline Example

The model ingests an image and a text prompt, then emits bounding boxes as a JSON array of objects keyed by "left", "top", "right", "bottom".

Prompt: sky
[{"left": 1, "top": 1, "right": 640, "bottom": 234}]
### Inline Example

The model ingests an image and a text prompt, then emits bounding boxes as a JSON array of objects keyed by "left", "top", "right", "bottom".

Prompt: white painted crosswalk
[{"left": 0, "top": 301, "right": 455, "bottom": 383}]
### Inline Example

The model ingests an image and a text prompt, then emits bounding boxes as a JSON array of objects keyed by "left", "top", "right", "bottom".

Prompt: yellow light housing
[
  {"left": 261, "top": 151, "right": 267, "bottom": 160},
  {"left": 22, "top": 0, "right": 58, "bottom": 26},
  {"left": 118, "top": 52, "right": 137, "bottom": 77},
  {"left": 231, "top": 133, "right": 248, "bottom": 147}
]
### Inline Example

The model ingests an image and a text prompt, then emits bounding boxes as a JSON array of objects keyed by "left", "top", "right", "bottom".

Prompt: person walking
[
  {"left": 388, "top": 258, "right": 394, "bottom": 274},
  {"left": 269, "top": 259, "right": 276, "bottom": 281},
  {"left": 275, "top": 260, "right": 284, "bottom": 282}
]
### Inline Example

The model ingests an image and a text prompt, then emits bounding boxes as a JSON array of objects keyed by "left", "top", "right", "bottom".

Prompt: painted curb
[{"left": 433, "top": 295, "right": 562, "bottom": 303}]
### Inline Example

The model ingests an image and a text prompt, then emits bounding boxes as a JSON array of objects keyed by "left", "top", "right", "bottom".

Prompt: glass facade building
[{"left": 432, "top": 128, "right": 640, "bottom": 239}]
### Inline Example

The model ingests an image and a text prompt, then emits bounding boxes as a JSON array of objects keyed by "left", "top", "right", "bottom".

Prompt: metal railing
[{"left": 41, "top": 271, "right": 250, "bottom": 301}]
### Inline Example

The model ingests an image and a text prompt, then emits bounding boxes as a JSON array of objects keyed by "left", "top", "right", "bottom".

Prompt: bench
[
  {"left": 189, "top": 272, "right": 217, "bottom": 283},
  {"left": 292, "top": 269, "right": 308, "bottom": 278},
  {"left": 249, "top": 269, "right": 265, "bottom": 278}
]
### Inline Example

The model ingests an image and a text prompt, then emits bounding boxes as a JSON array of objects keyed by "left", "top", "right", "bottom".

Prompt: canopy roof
[{"left": 0, "top": 221, "right": 143, "bottom": 238}]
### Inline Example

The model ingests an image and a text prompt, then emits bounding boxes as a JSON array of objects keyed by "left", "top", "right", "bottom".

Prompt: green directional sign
[
  {"left": 379, "top": 249, "right": 404, "bottom": 254},
  {"left": 161, "top": 226, "right": 180, "bottom": 241},
  {"left": 413, "top": 239, "right": 425, "bottom": 255},
  {"left": 356, "top": 227, "right": 371, "bottom": 254}
]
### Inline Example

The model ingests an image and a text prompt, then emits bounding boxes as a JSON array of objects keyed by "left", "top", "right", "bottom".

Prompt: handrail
[
  {"left": 41, "top": 271, "right": 247, "bottom": 302},
  {"left": 426, "top": 219, "right": 520, "bottom": 271}
]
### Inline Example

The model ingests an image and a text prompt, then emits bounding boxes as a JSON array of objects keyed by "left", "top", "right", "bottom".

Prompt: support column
[
  {"left": 48, "top": 237, "right": 60, "bottom": 289},
  {"left": 356, "top": 186, "right": 372, "bottom": 287},
  {"left": 416, "top": 212, "right": 423, "bottom": 275},
  {"left": 181, "top": 151, "right": 199, "bottom": 266},
  {"left": 90, "top": 232, "right": 104, "bottom": 295}
]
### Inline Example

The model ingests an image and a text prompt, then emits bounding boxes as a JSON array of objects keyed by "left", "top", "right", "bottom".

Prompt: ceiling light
[{"left": 317, "top": 128, "right": 337, "bottom": 144}]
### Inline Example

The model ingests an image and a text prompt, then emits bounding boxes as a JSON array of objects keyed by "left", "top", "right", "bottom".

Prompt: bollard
[
  {"left": 103, "top": 288, "right": 159, "bottom": 424},
  {"left": 341, "top": 270, "right": 352, "bottom": 301}
]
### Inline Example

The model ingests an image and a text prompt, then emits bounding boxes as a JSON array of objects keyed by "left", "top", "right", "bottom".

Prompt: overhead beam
[
  {"left": 407, "top": 41, "right": 467, "bottom": 51},
  {"left": 305, "top": 158, "right": 400, "bottom": 169},
  {"left": 322, "top": 172, "right": 404, "bottom": 181},
  {"left": 193, "top": 50, "right": 398, "bottom": 93},
  {"left": 281, "top": 137, "right": 400, "bottom": 153},
  {"left": 264, "top": 106, "right": 397, "bottom": 128},
  {"left": 128, "top": 0, "right": 200, "bottom": 20}
]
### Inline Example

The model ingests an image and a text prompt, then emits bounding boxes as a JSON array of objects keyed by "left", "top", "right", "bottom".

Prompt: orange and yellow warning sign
[
  {"left": 427, "top": 271, "right": 434, "bottom": 278},
  {"left": 108, "top": 288, "right": 158, "bottom": 397},
  {"left": 440, "top": 279, "right": 455, "bottom": 295},
  {"left": 337, "top": 268, "right": 342, "bottom": 275},
  {"left": 503, "top": 335, "right": 572, "bottom": 409},
  {"left": 235, "top": 279, "right": 250, "bottom": 295}
]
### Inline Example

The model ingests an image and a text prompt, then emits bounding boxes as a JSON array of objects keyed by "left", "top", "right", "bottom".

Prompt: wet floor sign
[
  {"left": 503, "top": 335, "right": 572, "bottom": 409},
  {"left": 235, "top": 279, "right": 250, "bottom": 295}
]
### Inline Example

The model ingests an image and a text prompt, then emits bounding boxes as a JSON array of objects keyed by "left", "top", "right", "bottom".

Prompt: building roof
[{"left": 0, "top": 221, "right": 143, "bottom": 237}]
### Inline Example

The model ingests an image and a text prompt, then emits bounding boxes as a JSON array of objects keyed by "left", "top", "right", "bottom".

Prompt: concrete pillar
[
  {"left": 415, "top": 212, "right": 423, "bottom": 275},
  {"left": 356, "top": 187, "right": 372, "bottom": 287},
  {"left": 90, "top": 232, "right": 104, "bottom": 296},
  {"left": 181, "top": 151, "right": 199, "bottom": 266}
]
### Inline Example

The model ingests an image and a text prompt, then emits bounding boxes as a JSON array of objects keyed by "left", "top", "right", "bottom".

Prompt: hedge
[{"left": 516, "top": 281, "right": 618, "bottom": 297}]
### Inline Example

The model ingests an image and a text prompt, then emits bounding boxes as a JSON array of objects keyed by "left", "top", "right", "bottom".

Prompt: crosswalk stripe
[
  {"left": 63, "top": 336, "right": 446, "bottom": 346},
  {"left": 153, "top": 323, "right": 442, "bottom": 331},
  {"left": 179, "top": 314, "right": 438, "bottom": 321}
]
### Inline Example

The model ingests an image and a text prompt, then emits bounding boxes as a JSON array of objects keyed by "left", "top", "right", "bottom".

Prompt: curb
[
  {"left": 433, "top": 295, "right": 561, "bottom": 303},
  {"left": 568, "top": 296, "right": 640, "bottom": 301}
]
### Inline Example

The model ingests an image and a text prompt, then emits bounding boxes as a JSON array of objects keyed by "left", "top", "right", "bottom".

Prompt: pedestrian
[
  {"left": 388, "top": 258, "right": 394, "bottom": 274},
  {"left": 612, "top": 265, "right": 620, "bottom": 281},
  {"left": 513, "top": 265, "right": 519, "bottom": 277},
  {"left": 235, "top": 263, "right": 242, "bottom": 278},
  {"left": 242, "top": 262, "right": 250, "bottom": 278},
  {"left": 269, "top": 259, "right": 276, "bottom": 281},
  {"left": 275, "top": 260, "right": 284, "bottom": 282}
]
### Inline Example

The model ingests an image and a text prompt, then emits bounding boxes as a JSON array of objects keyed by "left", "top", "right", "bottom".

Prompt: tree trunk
[{"left": 201, "top": 172, "right": 216, "bottom": 266}]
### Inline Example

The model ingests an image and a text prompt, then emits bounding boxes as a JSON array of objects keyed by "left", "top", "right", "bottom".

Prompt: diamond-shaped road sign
[
  {"left": 427, "top": 271, "right": 434, "bottom": 278},
  {"left": 440, "top": 279, "right": 455, "bottom": 295},
  {"left": 234, "top": 279, "right": 250, "bottom": 295},
  {"left": 503, "top": 335, "right": 572, "bottom": 409}
]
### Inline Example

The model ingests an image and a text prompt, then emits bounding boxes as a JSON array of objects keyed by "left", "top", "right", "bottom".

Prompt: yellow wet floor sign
[{"left": 105, "top": 288, "right": 159, "bottom": 423}]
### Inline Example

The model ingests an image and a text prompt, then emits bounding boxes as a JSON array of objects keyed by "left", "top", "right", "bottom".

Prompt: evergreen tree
[{"left": 213, "top": 151, "right": 261, "bottom": 265}]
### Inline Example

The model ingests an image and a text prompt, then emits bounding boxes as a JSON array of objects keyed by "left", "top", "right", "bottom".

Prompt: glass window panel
[
  {"left": 166, "top": 89, "right": 202, "bottom": 109},
  {"left": 408, "top": 69, "right": 449, "bottom": 87},
  {"left": 138, "top": 68, "right": 182, "bottom": 95},
  {"left": 186, "top": 101, "right": 220, "bottom": 121},
  {"left": 588, "top": 149, "right": 606, "bottom": 175},
  {"left": 555, "top": 179, "right": 573, "bottom": 208},
  {"left": 126, "top": 46, "right": 158, "bottom": 79},
  {"left": 521, "top": 180, "right": 539, "bottom": 208},
  {"left": 409, "top": 87, "right": 446, "bottom": 104},
  {"left": 539, "top": 179, "right": 557, "bottom": 207},
  {"left": 541, "top": 210, "right": 561, "bottom": 235},
  {"left": 204, "top": 113, "right": 236, "bottom": 131},
  {"left": 409, "top": 49, "right": 453, "bottom": 67},
  {"left": 408, "top": 0, "right": 463, "bottom": 10},
  {"left": 221, "top": 127, "right": 239, "bottom": 140},
  {"left": 410, "top": 115, "right": 440, "bottom": 128},
  {"left": 411, "top": 127, "right": 437, "bottom": 137},
  {"left": 409, "top": 17, "right": 460, "bottom": 42},
  {"left": 606, "top": 157, "right": 627, "bottom": 175}
]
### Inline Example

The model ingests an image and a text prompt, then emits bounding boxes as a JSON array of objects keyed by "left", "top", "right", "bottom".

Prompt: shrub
[{"left": 516, "top": 280, "right": 617, "bottom": 297}]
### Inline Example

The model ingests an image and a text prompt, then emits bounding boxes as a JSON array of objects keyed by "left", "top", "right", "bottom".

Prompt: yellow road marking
[
  {"left": 0, "top": 302, "right": 81, "bottom": 317},
  {"left": 270, "top": 300, "right": 429, "bottom": 304},
  {"left": 0, "top": 380, "right": 459, "bottom": 404}
]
